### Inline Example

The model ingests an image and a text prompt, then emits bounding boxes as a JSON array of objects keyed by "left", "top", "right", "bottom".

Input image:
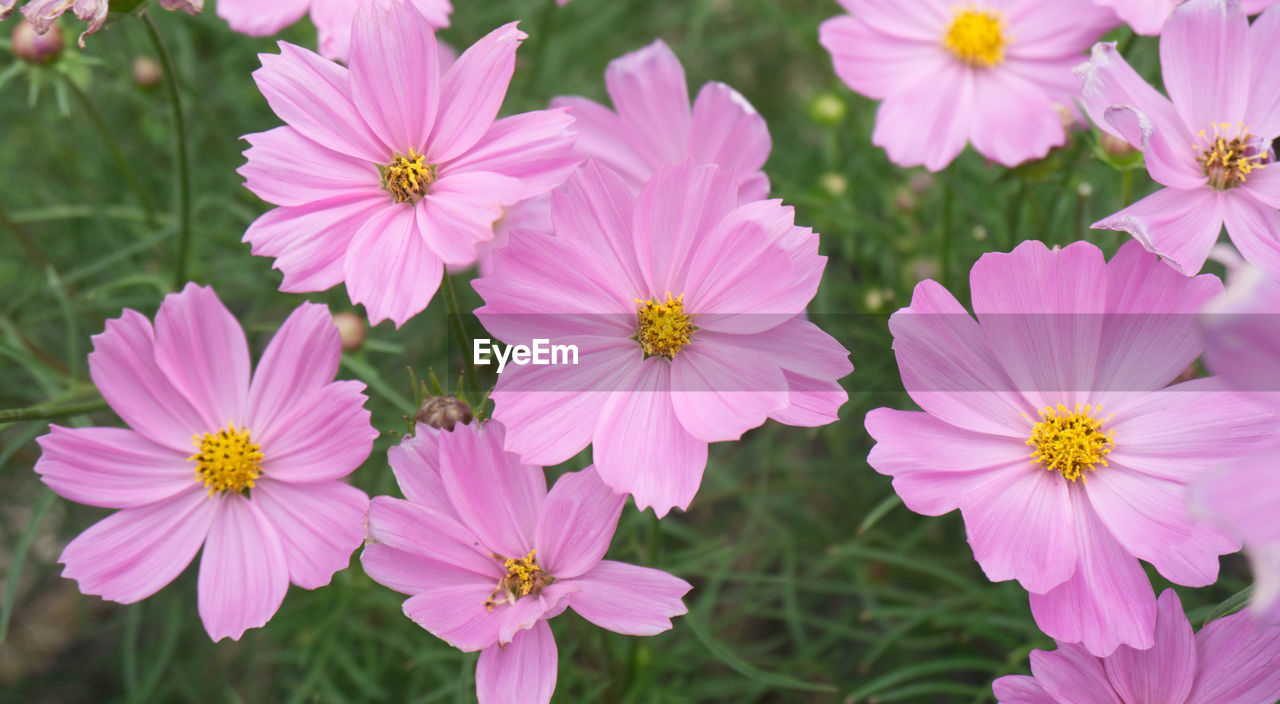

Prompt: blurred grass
[{"left": 0, "top": 0, "right": 1253, "bottom": 702}]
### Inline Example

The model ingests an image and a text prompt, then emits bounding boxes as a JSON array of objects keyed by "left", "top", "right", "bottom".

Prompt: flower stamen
[
  {"left": 636, "top": 294, "right": 695, "bottom": 359},
  {"left": 382, "top": 148, "right": 435, "bottom": 204},
  {"left": 189, "top": 424, "right": 263, "bottom": 495},
  {"left": 1196, "top": 122, "right": 1270, "bottom": 190},
  {"left": 1027, "top": 404, "right": 1114, "bottom": 483},
  {"left": 943, "top": 8, "right": 1007, "bottom": 67},
  {"left": 485, "top": 550, "right": 552, "bottom": 610}
]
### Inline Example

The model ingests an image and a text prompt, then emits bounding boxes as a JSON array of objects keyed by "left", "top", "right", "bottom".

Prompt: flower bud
[
  {"left": 1099, "top": 133, "right": 1137, "bottom": 160},
  {"left": 12, "top": 19, "right": 63, "bottom": 64},
  {"left": 415, "top": 395, "right": 473, "bottom": 431},
  {"left": 808, "top": 92, "right": 846, "bottom": 126},
  {"left": 331, "top": 312, "right": 366, "bottom": 353},
  {"left": 132, "top": 56, "right": 162, "bottom": 88}
]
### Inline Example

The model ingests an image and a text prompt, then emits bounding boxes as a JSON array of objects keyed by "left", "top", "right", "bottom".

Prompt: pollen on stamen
[
  {"left": 382, "top": 148, "right": 435, "bottom": 204},
  {"left": 189, "top": 423, "right": 263, "bottom": 495},
  {"left": 1195, "top": 121, "right": 1270, "bottom": 190},
  {"left": 484, "top": 550, "right": 553, "bottom": 611},
  {"left": 1026, "top": 404, "right": 1115, "bottom": 483},
  {"left": 943, "top": 8, "right": 1008, "bottom": 67},
  {"left": 636, "top": 294, "right": 695, "bottom": 359}
]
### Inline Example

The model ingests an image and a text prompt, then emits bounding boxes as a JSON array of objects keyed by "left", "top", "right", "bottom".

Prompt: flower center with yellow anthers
[
  {"left": 485, "top": 550, "right": 553, "bottom": 611},
  {"left": 1196, "top": 122, "right": 1269, "bottom": 190},
  {"left": 189, "top": 424, "right": 263, "bottom": 495},
  {"left": 382, "top": 148, "right": 435, "bottom": 204},
  {"left": 636, "top": 294, "right": 695, "bottom": 359},
  {"left": 1027, "top": 405, "right": 1115, "bottom": 483},
  {"left": 943, "top": 8, "right": 1007, "bottom": 67}
]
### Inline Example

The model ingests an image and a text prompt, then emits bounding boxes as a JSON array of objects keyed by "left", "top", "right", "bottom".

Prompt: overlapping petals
[{"left": 218, "top": 0, "right": 452, "bottom": 62}]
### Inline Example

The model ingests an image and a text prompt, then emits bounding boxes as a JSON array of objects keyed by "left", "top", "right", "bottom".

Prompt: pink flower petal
[
  {"left": 1029, "top": 494, "right": 1156, "bottom": 657},
  {"left": 1161, "top": 0, "right": 1250, "bottom": 134},
  {"left": 442, "top": 109, "right": 580, "bottom": 202},
  {"left": 1028, "top": 642, "right": 1121, "bottom": 704},
  {"left": 497, "top": 581, "right": 576, "bottom": 644},
  {"left": 365, "top": 496, "right": 502, "bottom": 578},
  {"left": 35, "top": 426, "right": 192, "bottom": 509},
  {"left": 239, "top": 126, "right": 378, "bottom": 207},
  {"left": 1246, "top": 5, "right": 1280, "bottom": 135},
  {"left": 252, "top": 478, "right": 369, "bottom": 590},
  {"left": 991, "top": 675, "right": 1059, "bottom": 704},
  {"left": 360, "top": 543, "right": 453, "bottom": 595},
  {"left": 566, "top": 560, "right": 691, "bottom": 636},
  {"left": 604, "top": 39, "right": 693, "bottom": 170},
  {"left": 831, "top": 0, "right": 948, "bottom": 41},
  {"left": 435, "top": 422, "right": 546, "bottom": 560},
  {"left": 818, "top": 16, "right": 943, "bottom": 100},
  {"left": 1103, "top": 589, "right": 1197, "bottom": 704},
  {"left": 418, "top": 171, "right": 518, "bottom": 266},
  {"left": 1222, "top": 192, "right": 1280, "bottom": 277},
  {"left": 1184, "top": 609, "right": 1280, "bottom": 704},
  {"left": 871, "top": 59, "right": 972, "bottom": 172},
  {"left": 252, "top": 42, "right": 386, "bottom": 162},
  {"left": 960, "top": 467, "right": 1078, "bottom": 593},
  {"left": 549, "top": 96, "right": 651, "bottom": 187},
  {"left": 88, "top": 309, "right": 207, "bottom": 453},
  {"left": 547, "top": 160, "right": 648, "bottom": 296},
  {"left": 247, "top": 302, "right": 341, "bottom": 435},
  {"left": 197, "top": 495, "right": 290, "bottom": 641},
  {"left": 218, "top": 0, "right": 308, "bottom": 37},
  {"left": 1005, "top": 0, "right": 1118, "bottom": 58},
  {"left": 402, "top": 581, "right": 506, "bottom": 651},
  {"left": 865, "top": 408, "right": 1031, "bottom": 516},
  {"left": 967, "top": 65, "right": 1065, "bottom": 168},
  {"left": 1240, "top": 166, "right": 1280, "bottom": 210},
  {"left": 669, "top": 332, "right": 788, "bottom": 443},
  {"left": 632, "top": 161, "right": 737, "bottom": 298},
  {"left": 153, "top": 283, "right": 251, "bottom": 432},
  {"left": 244, "top": 194, "right": 390, "bottom": 295},
  {"left": 689, "top": 81, "right": 771, "bottom": 198},
  {"left": 533, "top": 468, "right": 624, "bottom": 580},
  {"left": 257, "top": 380, "right": 376, "bottom": 482},
  {"left": 594, "top": 361, "right": 708, "bottom": 517},
  {"left": 59, "top": 487, "right": 215, "bottom": 604},
  {"left": 348, "top": 0, "right": 439, "bottom": 152},
  {"left": 388, "top": 426, "right": 455, "bottom": 514},
  {"left": 429, "top": 22, "right": 526, "bottom": 163},
  {"left": 476, "top": 619, "right": 558, "bottom": 704},
  {"left": 1093, "top": 0, "right": 1172, "bottom": 35},
  {"left": 1092, "top": 187, "right": 1225, "bottom": 276},
  {"left": 343, "top": 204, "right": 444, "bottom": 328}
]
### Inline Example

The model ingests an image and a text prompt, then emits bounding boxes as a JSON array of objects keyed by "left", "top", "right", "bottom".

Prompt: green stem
[
  {"left": 519, "top": 0, "right": 560, "bottom": 103},
  {"left": 140, "top": 11, "right": 192, "bottom": 291},
  {"left": 62, "top": 76, "right": 158, "bottom": 225},
  {"left": 940, "top": 178, "right": 953, "bottom": 289},
  {"left": 439, "top": 273, "right": 482, "bottom": 405},
  {"left": 0, "top": 399, "right": 109, "bottom": 424}
]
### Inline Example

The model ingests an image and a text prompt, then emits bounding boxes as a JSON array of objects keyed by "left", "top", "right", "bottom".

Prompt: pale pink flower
[
  {"left": 1, "top": 0, "right": 19, "bottom": 21},
  {"left": 551, "top": 39, "right": 771, "bottom": 202},
  {"left": 818, "top": 0, "right": 1117, "bottom": 171},
  {"left": 218, "top": 0, "right": 451, "bottom": 62},
  {"left": 474, "top": 160, "right": 852, "bottom": 517},
  {"left": 1094, "top": 0, "right": 1274, "bottom": 35},
  {"left": 156, "top": 0, "right": 202, "bottom": 15},
  {"left": 865, "top": 240, "right": 1276, "bottom": 656},
  {"left": 1078, "top": 0, "right": 1280, "bottom": 276},
  {"left": 21, "top": 0, "right": 105, "bottom": 47},
  {"left": 994, "top": 589, "right": 1280, "bottom": 704},
  {"left": 34, "top": 284, "right": 377, "bottom": 641},
  {"left": 362, "top": 421, "right": 691, "bottom": 704},
  {"left": 240, "top": 0, "right": 579, "bottom": 327},
  {"left": 1196, "top": 267, "right": 1280, "bottom": 623}
]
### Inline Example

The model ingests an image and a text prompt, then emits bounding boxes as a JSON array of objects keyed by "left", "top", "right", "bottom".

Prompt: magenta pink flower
[
  {"left": 865, "top": 240, "right": 1277, "bottom": 656},
  {"left": 34, "top": 284, "right": 377, "bottom": 641},
  {"left": 993, "top": 589, "right": 1280, "bottom": 704},
  {"left": 361, "top": 421, "right": 691, "bottom": 704},
  {"left": 1078, "top": 0, "right": 1280, "bottom": 276},
  {"left": 240, "top": 0, "right": 580, "bottom": 327},
  {"left": 218, "top": 0, "right": 451, "bottom": 62},
  {"left": 473, "top": 160, "right": 851, "bottom": 517},
  {"left": 818, "top": 0, "right": 1116, "bottom": 171},
  {"left": 1196, "top": 267, "right": 1280, "bottom": 623},
  {"left": 1093, "top": 0, "right": 1273, "bottom": 35},
  {"left": 551, "top": 39, "right": 771, "bottom": 202}
]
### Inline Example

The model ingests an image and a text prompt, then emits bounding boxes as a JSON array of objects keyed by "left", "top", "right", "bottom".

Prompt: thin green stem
[
  {"left": 940, "top": 178, "right": 953, "bottom": 288},
  {"left": 439, "top": 273, "right": 482, "bottom": 405},
  {"left": 62, "top": 76, "right": 159, "bottom": 225},
  {"left": 0, "top": 398, "right": 108, "bottom": 424},
  {"left": 518, "top": 0, "right": 560, "bottom": 104},
  {"left": 140, "top": 11, "right": 192, "bottom": 290}
]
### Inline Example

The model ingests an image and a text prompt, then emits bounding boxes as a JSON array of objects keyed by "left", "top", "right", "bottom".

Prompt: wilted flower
[
  {"left": 21, "top": 0, "right": 106, "bottom": 47},
  {"left": 12, "top": 18, "right": 62, "bottom": 63}
]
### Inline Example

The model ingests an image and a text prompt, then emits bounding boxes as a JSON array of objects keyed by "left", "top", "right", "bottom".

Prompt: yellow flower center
[
  {"left": 1027, "top": 405, "right": 1114, "bottom": 483},
  {"left": 485, "top": 550, "right": 553, "bottom": 611},
  {"left": 636, "top": 294, "right": 695, "bottom": 359},
  {"left": 1196, "top": 122, "right": 1268, "bottom": 190},
  {"left": 943, "top": 9, "right": 1007, "bottom": 67},
  {"left": 382, "top": 148, "right": 435, "bottom": 204},
  {"left": 189, "top": 424, "right": 263, "bottom": 495}
]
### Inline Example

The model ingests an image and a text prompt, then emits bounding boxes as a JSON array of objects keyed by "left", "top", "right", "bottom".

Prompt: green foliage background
[{"left": 0, "top": 0, "right": 1252, "bottom": 702}]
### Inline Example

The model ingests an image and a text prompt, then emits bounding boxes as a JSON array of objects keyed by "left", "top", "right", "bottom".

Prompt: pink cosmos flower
[
  {"left": 1196, "top": 267, "right": 1280, "bottom": 623},
  {"left": 361, "top": 421, "right": 691, "bottom": 704},
  {"left": 550, "top": 39, "right": 771, "bottom": 202},
  {"left": 218, "top": 0, "right": 450, "bottom": 63},
  {"left": 240, "top": 0, "right": 579, "bottom": 328},
  {"left": 1093, "top": 0, "right": 1273, "bottom": 35},
  {"left": 818, "top": 0, "right": 1117, "bottom": 171},
  {"left": 865, "top": 240, "right": 1276, "bottom": 656},
  {"left": 34, "top": 284, "right": 377, "bottom": 641},
  {"left": 993, "top": 589, "right": 1280, "bottom": 704},
  {"left": 473, "top": 160, "right": 852, "bottom": 517},
  {"left": 1078, "top": 0, "right": 1280, "bottom": 276}
]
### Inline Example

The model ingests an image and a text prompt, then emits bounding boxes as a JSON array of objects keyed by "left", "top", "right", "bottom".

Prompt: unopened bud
[
  {"left": 12, "top": 20, "right": 63, "bottom": 64},
  {"left": 331, "top": 312, "right": 366, "bottom": 353},
  {"left": 893, "top": 186, "right": 917, "bottom": 213},
  {"left": 415, "top": 395, "right": 473, "bottom": 431},
  {"left": 1099, "top": 133, "right": 1137, "bottom": 159},
  {"left": 132, "top": 56, "right": 163, "bottom": 88},
  {"left": 808, "top": 92, "right": 846, "bottom": 126},
  {"left": 908, "top": 172, "right": 935, "bottom": 195},
  {"left": 819, "top": 172, "right": 847, "bottom": 197}
]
